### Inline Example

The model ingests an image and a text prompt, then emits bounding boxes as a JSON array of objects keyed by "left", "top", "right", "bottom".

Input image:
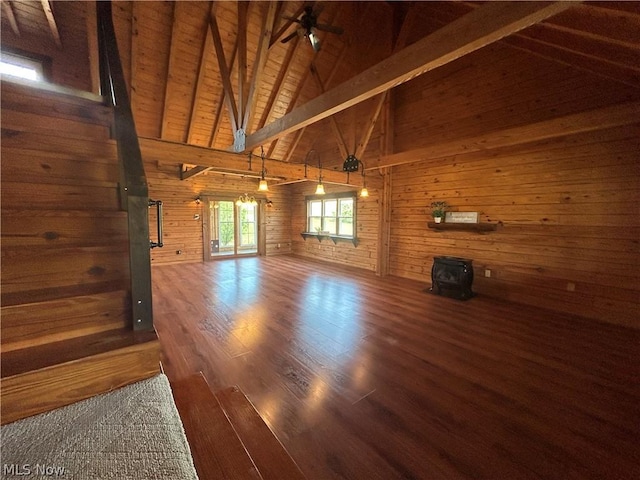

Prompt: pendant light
[
  {"left": 315, "top": 152, "right": 325, "bottom": 195},
  {"left": 258, "top": 146, "right": 269, "bottom": 192},
  {"left": 360, "top": 163, "right": 369, "bottom": 197}
]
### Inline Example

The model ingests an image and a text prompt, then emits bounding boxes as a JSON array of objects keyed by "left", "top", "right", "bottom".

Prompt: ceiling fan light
[
  {"left": 258, "top": 179, "right": 269, "bottom": 191},
  {"left": 308, "top": 31, "right": 321, "bottom": 51}
]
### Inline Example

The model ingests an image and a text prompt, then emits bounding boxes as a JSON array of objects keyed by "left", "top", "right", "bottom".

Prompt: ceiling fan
[{"left": 281, "top": 5, "right": 344, "bottom": 52}]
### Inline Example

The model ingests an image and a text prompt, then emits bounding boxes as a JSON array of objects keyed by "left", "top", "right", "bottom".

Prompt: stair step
[
  {"left": 171, "top": 373, "right": 262, "bottom": 480},
  {"left": 1, "top": 109, "right": 111, "bottom": 142},
  {"left": 1, "top": 130, "right": 117, "bottom": 157},
  {"left": 1, "top": 290, "right": 129, "bottom": 352},
  {"left": 216, "top": 386, "right": 307, "bottom": 480},
  {"left": 0, "top": 328, "right": 160, "bottom": 425},
  {"left": 1, "top": 78, "right": 112, "bottom": 127}
]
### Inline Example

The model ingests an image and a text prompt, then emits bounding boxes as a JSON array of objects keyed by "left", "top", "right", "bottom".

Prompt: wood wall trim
[
  {"left": 244, "top": 1, "right": 576, "bottom": 150},
  {"left": 373, "top": 100, "right": 640, "bottom": 170}
]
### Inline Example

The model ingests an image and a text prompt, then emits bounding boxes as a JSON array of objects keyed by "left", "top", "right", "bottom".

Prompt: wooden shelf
[
  {"left": 300, "top": 233, "right": 358, "bottom": 247},
  {"left": 427, "top": 222, "right": 500, "bottom": 233}
]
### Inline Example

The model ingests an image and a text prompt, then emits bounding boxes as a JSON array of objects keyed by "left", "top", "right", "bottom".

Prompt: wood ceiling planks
[{"left": 3, "top": 1, "right": 638, "bottom": 171}]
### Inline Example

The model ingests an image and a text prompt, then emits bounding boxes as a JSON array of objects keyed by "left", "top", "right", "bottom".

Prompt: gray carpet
[{"left": 1, "top": 374, "right": 198, "bottom": 479}]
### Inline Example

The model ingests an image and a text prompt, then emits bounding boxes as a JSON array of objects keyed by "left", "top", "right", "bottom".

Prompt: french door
[{"left": 203, "top": 197, "right": 261, "bottom": 259}]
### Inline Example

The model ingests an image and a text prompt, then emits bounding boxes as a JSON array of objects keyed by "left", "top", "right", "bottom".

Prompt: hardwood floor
[{"left": 152, "top": 255, "right": 639, "bottom": 480}]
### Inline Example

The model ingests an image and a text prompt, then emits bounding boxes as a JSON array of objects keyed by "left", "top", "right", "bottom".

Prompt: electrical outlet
[
  {"left": 484, "top": 269, "right": 491, "bottom": 278},
  {"left": 566, "top": 282, "right": 576, "bottom": 292}
]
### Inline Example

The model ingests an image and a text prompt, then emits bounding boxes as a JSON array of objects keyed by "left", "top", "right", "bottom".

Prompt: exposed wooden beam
[
  {"left": 268, "top": 4, "right": 347, "bottom": 161},
  {"left": 139, "top": 137, "right": 362, "bottom": 187},
  {"left": 259, "top": 37, "right": 301, "bottom": 132},
  {"left": 209, "top": 39, "right": 239, "bottom": 148},
  {"left": 372, "top": 101, "right": 640, "bottom": 170},
  {"left": 181, "top": 165, "right": 211, "bottom": 180},
  {"left": 243, "top": 1, "right": 278, "bottom": 132},
  {"left": 245, "top": 1, "right": 577, "bottom": 151},
  {"left": 160, "top": 1, "right": 179, "bottom": 139},
  {"left": 209, "top": 10, "right": 239, "bottom": 133},
  {"left": 2, "top": 1, "right": 20, "bottom": 36},
  {"left": 188, "top": 3, "right": 216, "bottom": 145},
  {"left": 237, "top": 2, "right": 249, "bottom": 130},
  {"left": 504, "top": 32, "right": 640, "bottom": 89},
  {"left": 40, "top": 0, "right": 62, "bottom": 48}
]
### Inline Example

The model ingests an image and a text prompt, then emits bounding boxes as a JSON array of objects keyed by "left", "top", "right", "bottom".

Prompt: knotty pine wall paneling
[
  {"left": 389, "top": 42, "right": 640, "bottom": 328},
  {"left": 143, "top": 155, "right": 292, "bottom": 266},
  {"left": 290, "top": 179, "right": 382, "bottom": 272}
]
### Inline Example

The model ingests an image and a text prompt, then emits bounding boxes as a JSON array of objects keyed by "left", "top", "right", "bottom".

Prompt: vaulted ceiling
[{"left": 2, "top": 1, "right": 639, "bottom": 175}]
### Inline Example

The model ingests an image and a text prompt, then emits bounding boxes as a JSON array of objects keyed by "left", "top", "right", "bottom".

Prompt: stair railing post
[{"left": 96, "top": 0, "right": 154, "bottom": 331}]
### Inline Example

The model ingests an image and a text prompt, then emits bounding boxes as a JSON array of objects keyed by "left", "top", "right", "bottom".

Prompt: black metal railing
[{"left": 97, "top": 0, "right": 160, "bottom": 331}]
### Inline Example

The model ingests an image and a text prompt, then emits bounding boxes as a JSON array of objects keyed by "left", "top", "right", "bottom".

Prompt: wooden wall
[
  {"left": 1, "top": 81, "right": 131, "bottom": 348},
  {"left": 290, "top": 179, "right": 381, "bottom": 272},
  {"left": 388, "top": 42, "right": 640, "bottom": 328},
  {"left": 140, "top": 141, "right": 292, "bottom": 265}
]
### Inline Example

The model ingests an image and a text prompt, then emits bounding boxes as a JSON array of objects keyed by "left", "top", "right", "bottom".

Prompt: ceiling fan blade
[
  {"left": 315, "top": 24, "right": 344, "bottom": 35},
  {"left": 281, "top": 30, "right": 299, "bottom": 44},
  {"left": 282, "top": 15, "right": 302, "bottom": 23}
]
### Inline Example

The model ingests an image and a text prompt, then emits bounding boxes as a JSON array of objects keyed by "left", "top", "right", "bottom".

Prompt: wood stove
[{"left": 430, "top": 256, "right": 474, "bottom": 300}]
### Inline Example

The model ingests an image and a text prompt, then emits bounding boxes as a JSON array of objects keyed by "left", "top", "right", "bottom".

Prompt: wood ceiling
[{"left": 2, "top": 1, "right": 639, "bottom": 176}]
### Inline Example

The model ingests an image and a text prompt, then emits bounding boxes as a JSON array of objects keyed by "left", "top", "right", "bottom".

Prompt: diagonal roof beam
[
  {"left": 187, "top": 2, "right": 216, "bottom": 145},
  {"left": 237, "top": 1, "right": 249, "bottom": 130},
  {"left": 242, "top": 1, "right": 278, "bottom": 132},
  {"left": 371, "top": 100, "right": 640, "bottom": 170},
  {"left": 40, "top": 0, "right": 61, "bottom": 48},
  {"left": 309, "top": 63, "right": 349, "bottom": 160},
  {"left": 244, "top": 1, "right": 577, "bottom": 151},
  {"left": 2, "top": 1, "right": 20, "bottom": 36},
  {"left": 209, "top": 9, "right": 239, "bottom": 133}
]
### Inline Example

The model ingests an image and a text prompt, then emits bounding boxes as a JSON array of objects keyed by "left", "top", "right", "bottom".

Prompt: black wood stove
[{"left": 430, "top": 256, "right": 474, "bottom": 300}]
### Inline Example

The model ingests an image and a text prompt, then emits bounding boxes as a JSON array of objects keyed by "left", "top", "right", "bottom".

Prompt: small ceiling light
[
  {"left": 258, "top": 146, "right": 269, "bottom": 192},
  {"left": 360, "top": 163, "right": 369, "bottom": 197}
]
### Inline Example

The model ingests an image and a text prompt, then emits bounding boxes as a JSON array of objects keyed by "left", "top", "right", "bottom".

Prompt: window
[
  {"left": 307, "top": 193, "right": 355, "bottom": 238},
  {"left": 0, "top": 51, "right": 46, "bottom": 82}
]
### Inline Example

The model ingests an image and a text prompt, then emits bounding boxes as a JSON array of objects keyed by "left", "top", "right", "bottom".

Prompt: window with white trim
[{"left": 307, "top": 193, "right": 355, "bottom": 238}]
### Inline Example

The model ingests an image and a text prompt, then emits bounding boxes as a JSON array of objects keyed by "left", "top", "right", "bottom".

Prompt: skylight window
[{"left": 0, "top": 52, "right": 44, "bottom": 82}]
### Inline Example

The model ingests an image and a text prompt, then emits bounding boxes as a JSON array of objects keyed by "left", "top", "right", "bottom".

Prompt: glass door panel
[
  {"left": 238, "top": 203, "right": 257, "bottom": 254},
  {"left": 206, "top": 198, "right": 259, "bottom": 258}
]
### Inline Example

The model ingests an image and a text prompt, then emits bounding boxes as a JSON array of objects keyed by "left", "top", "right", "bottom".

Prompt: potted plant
[{"left": 430, "top": 201, "right": 448, "bottom": 223}]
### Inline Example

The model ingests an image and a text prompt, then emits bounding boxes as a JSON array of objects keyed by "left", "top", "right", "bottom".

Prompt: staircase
[
  {"left": 0, "top": 79, "right": 160, "bottom": 425},
  {"left": 171, "top": 373, "right": 306, "bottom": 480}
]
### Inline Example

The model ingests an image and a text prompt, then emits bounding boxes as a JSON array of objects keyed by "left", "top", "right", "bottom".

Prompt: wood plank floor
[{"left": 152, "top": 255, "right": 640, "bottom": 480}]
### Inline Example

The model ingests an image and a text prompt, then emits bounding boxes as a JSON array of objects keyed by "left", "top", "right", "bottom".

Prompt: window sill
[{"left": 300, "top": 233, "right": 358, "bottom": 247}]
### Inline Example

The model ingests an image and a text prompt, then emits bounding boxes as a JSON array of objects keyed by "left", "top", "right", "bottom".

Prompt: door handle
[{"left": 149, "top": 199, "right": 163, "bottom": 248}]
